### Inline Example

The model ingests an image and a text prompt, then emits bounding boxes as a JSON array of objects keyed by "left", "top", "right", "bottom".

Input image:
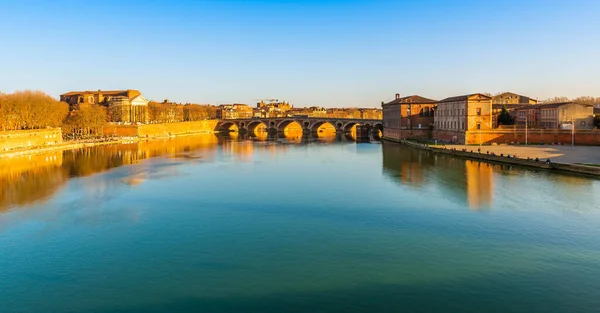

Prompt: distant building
[
  {"left": 515, "top": 102, "right": 595, "bottom": 129},
  {"left": 217, "top": 104, "right": 254, "bottom": 119},
  {"left": 255, "top": 100, "right": 291, "bottom": 118},
  {"left": 60, "top": 89, "right": 148, "bottom": 123},
  {"left": 382, "top": 94, "right": 437, "bottom": 141},
  {"left": 493, "top": 92, "right": 538, "bottom": 105},
  {"left": 434, "top": 93, "right": 492, "bottom": 143},
  {"left": 359, "top": 108, "right": 383, "bottom": 120}
]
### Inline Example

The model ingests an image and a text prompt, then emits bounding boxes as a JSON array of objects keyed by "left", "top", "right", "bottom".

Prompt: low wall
[
  {"left": 428, "top": 129, "right": 600, "bottom": 145},
  {"left": 433, "top": 130, "right": 466, "bottom": 144},
  {"left": 0, "top": 128, "right": 63, "bottom": 151},
  {"left": 383, "top": 128, "right": 431, "bottom": 142},
  {"left": 103, "top": 120, "right": 219, "bottom": 138},
  {"left": 103, "top": 125, "right": 138, "bottom": 137},
  {"left": 464, "top": 129, "right": 600, "bottom": 145}
]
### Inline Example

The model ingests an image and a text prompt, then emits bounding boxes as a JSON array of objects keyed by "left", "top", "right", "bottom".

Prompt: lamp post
[
  {"left": 525, "top": 111, "right": 528, "bottom": 145},
  {"left": 572, "top": 119, "right": 575, "bottom": 146}
]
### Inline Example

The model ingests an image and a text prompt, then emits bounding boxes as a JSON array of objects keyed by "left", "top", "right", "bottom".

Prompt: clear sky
[{"left": 1, "top": 0, "right": 599, "bottom": 107}]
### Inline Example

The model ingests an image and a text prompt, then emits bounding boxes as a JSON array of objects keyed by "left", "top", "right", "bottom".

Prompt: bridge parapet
[{"left": 216, "top": 117, "right": 382, "bottom": 133}]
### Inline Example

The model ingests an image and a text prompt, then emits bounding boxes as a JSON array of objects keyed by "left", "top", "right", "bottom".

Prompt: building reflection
[
  {"left": 465, "top": 160, "right": 494, "bottom": 210},
  {"left": 382, "top": 142, "right": 494, "bottom": 210}
]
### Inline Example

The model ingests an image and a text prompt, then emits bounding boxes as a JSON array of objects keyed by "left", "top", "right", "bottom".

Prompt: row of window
[
  {"left": 435, "top": 108, "right": 482, "bottom": 116},
  {"left": 435, "top": 121, "right": 465, "bottom": 130}
]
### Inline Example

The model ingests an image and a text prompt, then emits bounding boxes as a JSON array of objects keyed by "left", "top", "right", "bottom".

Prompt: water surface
[{"left": 2, "top": 134, "right": 600, "bottom": 313}]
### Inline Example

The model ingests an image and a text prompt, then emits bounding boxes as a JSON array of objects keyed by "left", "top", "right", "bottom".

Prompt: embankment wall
[
  {"left": 104, "top": 120, "right": 218, "bottom": 138},
  {"left": 0, "top": 128, "right": 63, "bottom": 151}
]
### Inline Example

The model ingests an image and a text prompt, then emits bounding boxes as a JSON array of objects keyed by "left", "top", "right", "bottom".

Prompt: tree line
[
  {"left": 148, "top": 101, "right": 218, "bottom": 123},
  {"left": 1, "top": 91, "right": 220, "bottom": 138},
  {"left": 0, "top": 90, "right": 69, "bottom": 131}
]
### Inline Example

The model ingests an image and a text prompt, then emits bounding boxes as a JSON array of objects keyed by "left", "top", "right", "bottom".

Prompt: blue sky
[{"left": 1, "top": 0, "right": 599, "bottom": 107}]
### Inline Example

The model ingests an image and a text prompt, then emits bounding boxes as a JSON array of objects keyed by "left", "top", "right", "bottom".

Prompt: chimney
[{"left": 395, "top": 93, "right": 400, "bottom": 99}]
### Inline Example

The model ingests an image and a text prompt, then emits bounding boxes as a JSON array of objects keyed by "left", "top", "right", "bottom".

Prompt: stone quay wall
[
  {"left": 104, "top": 120, "right": 219, "bottom": 138},
  {"left": 0, "top": 128, "right": 63, "bottom": 152}
]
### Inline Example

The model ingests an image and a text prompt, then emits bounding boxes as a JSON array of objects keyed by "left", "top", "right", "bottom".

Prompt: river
[{"left": 1, "top": 133, "right": 600, "bottom": 312}]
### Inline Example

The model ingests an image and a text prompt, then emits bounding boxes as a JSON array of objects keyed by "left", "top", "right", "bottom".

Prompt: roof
[
  {"left": 438, "top": 93, "right": 492, "bottom": 103},
  {"left": 492, "top": 103, "right": 525, "bottom": 110},
  {"left": 60, "top": 89, "right": 141, "bottom": 100},
  {"left": 537, "top": 102, "right": 573, "bottom": 109},
  {"left": 382, "top": 95, "right": 437, "bottom": 106}
]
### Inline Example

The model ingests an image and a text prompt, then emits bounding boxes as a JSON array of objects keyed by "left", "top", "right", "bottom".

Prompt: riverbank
[
  {"left": 0, "top": 138, "right": 138, "bottom": 159},
  {"left": 388, "top": 138, "right": 600, "bottom": 177},
  {"left": 0, "top": 129, "right": 222, "bottom": 159}
]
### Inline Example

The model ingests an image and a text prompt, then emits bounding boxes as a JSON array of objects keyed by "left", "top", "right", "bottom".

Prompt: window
[
  {"left": 476, "top": 108, "right": 481, "bottom": 116},
  {"left": 461, "top": 122, "right": 464, "bottom": 129},
  {"left": 477, "top": 123, "right": 481, "bottom": 130}
]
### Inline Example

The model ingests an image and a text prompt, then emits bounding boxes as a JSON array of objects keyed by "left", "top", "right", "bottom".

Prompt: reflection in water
[
  {"left": 465, "top": 160, "right": 494, "bottom": 210},
  {"left": 382, "top": 142, "right": 494, "bottom": 210},
  {"left": 0, "top": 152, "right": 68, "bottom": 210},
  {"left": 0, "top": 131, "right": 377, "bottom": 212},
  {"left": 0, "top": 134, "right": 219, "bottom": 212}
]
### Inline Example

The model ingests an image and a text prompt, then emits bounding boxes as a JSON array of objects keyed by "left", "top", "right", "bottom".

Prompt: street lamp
[
  {"left": 525, "top": 111, "right": 528, "bottom": 145},
  {"left": 571, "top": 119, "right": 575, "bottom": 146}
]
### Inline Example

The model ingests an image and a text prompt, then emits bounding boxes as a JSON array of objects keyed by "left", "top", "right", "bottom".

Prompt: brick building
[
  {"left": 382, "top": 94, "right": 437, "bottom": 141},
  {"left": 433, "top": 93, "right": 492, "bottom": 143}
]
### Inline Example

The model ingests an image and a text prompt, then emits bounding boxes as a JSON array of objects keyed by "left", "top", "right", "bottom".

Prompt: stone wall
[
  {"left": 433, "top": 129, "right": 466, "bottom": 143},
  {"left": 0, "top": 128, "right": 63, "bottom": 151},
  {"left": 384, "top": 128, "right": 431, "bottom": 142},
  {"left": 464, "top": 129, "right": 600, "bottom": 145},
  {"left": 103, "top": 120, "right": 219, "bottom": 138}
]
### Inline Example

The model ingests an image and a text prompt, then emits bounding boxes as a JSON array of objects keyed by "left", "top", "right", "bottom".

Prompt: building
[
  {"left": 492, "top": 103, "right": 522, "bottom": 128},
  {"left": 60, "top": 89, "right": 148, "bottom": 123},
  {"left": 515, "top": 102, "right": 595, "bottom": 130},
  {"left": 217, "top": 104, "right": 254, "bottom": 119},
  {"left": 434, "top": 93, "right": 492, "bottom": 143},
  {"left": 287, "top": 106, "right": 327, "bottom": 118},
  {"left": 255, "top": 100, "right": 291, "bottom": 118},
  {"left": 382, "top": 94, "right": 437, "bottom": 141},
  {"left": 359, "top": 108, "right": 383, "bottom": 120},
  {"left": 493, "top": 92, "right": 538, "bottom": 105}
]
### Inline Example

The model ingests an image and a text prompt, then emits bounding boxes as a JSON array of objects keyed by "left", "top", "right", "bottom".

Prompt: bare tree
[{"left": 542, "top": 96, "right": 571, "bottom": 104}]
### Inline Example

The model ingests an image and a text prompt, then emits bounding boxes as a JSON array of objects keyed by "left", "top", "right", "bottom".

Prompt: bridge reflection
[{"left": 0, "top": 131, "right": 377, "bottom": 212}]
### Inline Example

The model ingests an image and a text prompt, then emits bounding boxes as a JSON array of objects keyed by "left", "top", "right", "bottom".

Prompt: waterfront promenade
[{"left": 443, "top": 144, "right": 600, "bottom": 165}]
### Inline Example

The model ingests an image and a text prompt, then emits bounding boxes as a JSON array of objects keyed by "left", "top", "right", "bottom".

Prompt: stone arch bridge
[{"left": 216, "top": 117, "right": 382, "bottom": 134}]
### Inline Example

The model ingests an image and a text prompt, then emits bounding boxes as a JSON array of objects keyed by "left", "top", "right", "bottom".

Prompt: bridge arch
[
  {"left": 310, "top": 121, "right": 336, "bottom": 133},
  {"left": 247, "top": 120, "right": 268, "bottom": 134},
  {"left": 217, "top": 121, "right": 239, "bottom": 132},
  {"left": 342, "top": 122, "right": 359, "bottom": 132},
  {"left": 277, "top": 120, "right": 303, "bottom": 132}
]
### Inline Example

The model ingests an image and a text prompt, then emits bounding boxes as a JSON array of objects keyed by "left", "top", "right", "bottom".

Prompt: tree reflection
[{"left": 0, "top": 134, "right": 219, "bottom": 211}]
